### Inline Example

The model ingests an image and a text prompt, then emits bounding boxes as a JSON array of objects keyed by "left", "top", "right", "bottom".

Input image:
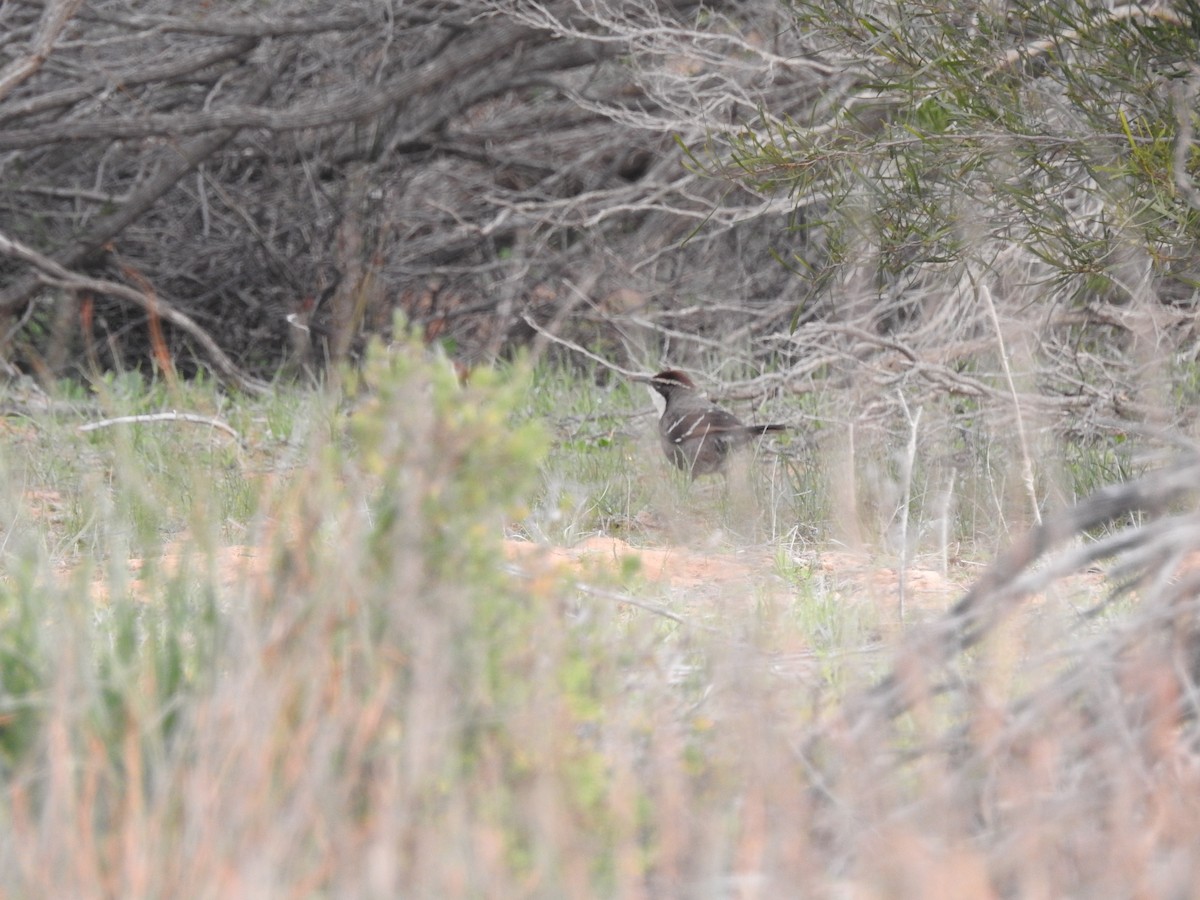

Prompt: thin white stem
[
  {"left": 982, "top": 284, "right": 1041, "bottom": 526},
  {"left": 896, "top": 391, "right": 922, "bottom": 624},
  {"left": 78, "top": 411, "right": 240, "bottom": 441}
]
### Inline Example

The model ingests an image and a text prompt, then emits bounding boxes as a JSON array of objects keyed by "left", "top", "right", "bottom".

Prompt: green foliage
[
  {"left": 350, "top": 333, "right": 548, "bottom": 578},
  {"left": 717, "top": 0, "right": 1200, "bottom": 301},
  {"left": 0, "top": 571, "right": 45, "bottom": 771}
]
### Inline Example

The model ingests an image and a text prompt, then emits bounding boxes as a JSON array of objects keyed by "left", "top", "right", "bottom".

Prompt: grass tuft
[{"left": 0, "top": 346, "right": 1198, "bottom": 894}]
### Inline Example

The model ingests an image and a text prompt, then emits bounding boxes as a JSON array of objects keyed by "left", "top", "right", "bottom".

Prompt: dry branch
[
  {"left": 0, "top": 0, "right": 85, "bottom": 103},
  {"left": 78, "top": 411, "right": 240, "bottom": 440},
  {"left": 860, "top": 449, "right": 1200, "bottom": 726},
  {"left": 0, "top": 230, "right": 266, "bottom": 394}
]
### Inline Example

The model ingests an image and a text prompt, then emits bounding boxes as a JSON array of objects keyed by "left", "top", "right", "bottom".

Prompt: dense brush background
[{"left": 3, "top": 0, "right": 1200, "bottom": 896}]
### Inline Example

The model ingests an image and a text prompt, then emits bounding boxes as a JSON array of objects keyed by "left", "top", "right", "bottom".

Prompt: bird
[{"left": 633, "top": 369, "right": 788, "bottom": 478}]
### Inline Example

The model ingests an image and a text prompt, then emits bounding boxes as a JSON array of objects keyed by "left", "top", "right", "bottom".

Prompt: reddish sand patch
[
  {"left": 503, "top": 535, "right": 759, "bottom": 588},
  {"left": 76, "top": 534, "right": 980, "bottom": 609},
  {"left": 22, "top": 489, "right": 68, "bottom": 525},
  {"left": 83, "top": 542, "right": 268, "bottom": 604},
  {"left": 504, "top": 538, "right": 977, "bottom": 613},
  {"left": 813, "top": 550, "right": 966, "bottom": 612},
  {"left": 70, "top": 532, "right": 1119, "bottom": 614}
]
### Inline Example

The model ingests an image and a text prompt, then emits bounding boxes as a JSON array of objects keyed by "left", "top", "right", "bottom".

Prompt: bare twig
[
  {"left": 573, "top": 580, "right": 691, "bottom": 627},
  {"left": 0, "top": 43, "right": 281, "bottom": 317},
  {"left": 78, "top": 411, "right": 240, "bottom": 440},
  {"left": 0, "top": 229, "right": 268, "bottom": 395},
  {"left": 521, "top": 313, "right": 640, "bottom": 378},
  {"left": 504, "top": 561, "right": 697, "bottom": 628},
  {"left": 0, "top": 0, "right": 85, "bottom": 104},
  {"left": 990, "top": 2, "right": 1185, "bottom": 74}
]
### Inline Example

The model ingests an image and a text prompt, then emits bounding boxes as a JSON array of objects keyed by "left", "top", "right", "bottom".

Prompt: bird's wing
[{"left": 665, "top": 406, "right": 746, "bottom": 443}]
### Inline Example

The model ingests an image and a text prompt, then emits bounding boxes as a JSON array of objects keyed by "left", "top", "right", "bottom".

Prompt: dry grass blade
[{"left": 858, "top": 449, "right": 1200, "bottom": 721}]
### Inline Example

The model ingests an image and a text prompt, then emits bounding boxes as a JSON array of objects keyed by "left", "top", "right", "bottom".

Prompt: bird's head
[
  {"left": 631, "top": 370, "right": 698, "bottom": 416},
  {"left": 633, "top": 369, "right": 697, "bottom": 396}
]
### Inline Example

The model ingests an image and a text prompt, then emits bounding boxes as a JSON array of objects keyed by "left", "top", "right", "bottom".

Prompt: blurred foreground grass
[{"left": 0, "top": 341, "right": 1197, "bottom": 897}]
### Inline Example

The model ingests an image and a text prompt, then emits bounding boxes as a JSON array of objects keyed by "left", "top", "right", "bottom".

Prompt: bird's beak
[{"left": 629, "top": 373, "right": 653, "bottom": 384}]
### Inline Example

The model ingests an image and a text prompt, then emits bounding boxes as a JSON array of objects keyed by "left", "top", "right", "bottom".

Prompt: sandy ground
[
  {"left": 64, "top": 529, "right": 970, "bottom": 612},
  {"left": 20, "top": 484, "right": 1108, "bottom": 613}
]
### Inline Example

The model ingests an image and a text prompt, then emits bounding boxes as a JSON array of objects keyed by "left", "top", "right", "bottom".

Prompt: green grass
[
  {"left": 0, "top": 345, "right": 1195, "bottom": 896},
  {"left": 522, "top": 363, "right": 834, "bottom": 548}
]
